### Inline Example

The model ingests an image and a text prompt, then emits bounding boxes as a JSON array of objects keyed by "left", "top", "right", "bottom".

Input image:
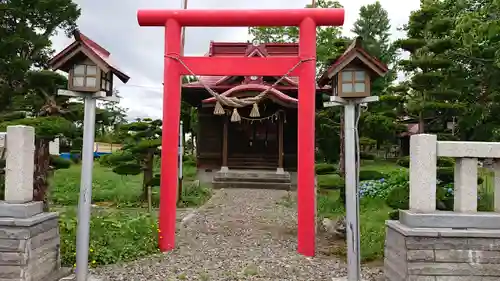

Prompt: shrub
[
  {"left": 359, "top": 179, "right": 390, "bottom": 199},
  {"left": 437, "top": 157, "right": 454, "bottom": 167},
  {"left": 359, "top": 170, "right": 385, "bottom": 181},
  {"left": 385, "top": 183, "right": 409, "bottom": 210},
  {"left": 315, "top": 163, "right": 337, "bottom": 175},
  {"left": 317, "top": 174, "right": 344, "bottom": 190},
  {"left": 384, "top": 171, "right": 410, "bottom": 210},
  {"left": 360, "top": 152, "right": 376, "bottom": 160},
  {"left": 49, "top": 155, "right": 71, "bottom": 170},
  {"left": 59, "top": 209, "right": 159, "bottom": 267},
  {"left": 438, "top": 167, "right": 483, "bottom": 185},
  {"left": 388, "top": 210, "right": 399, "bottom": 220},
  {"left": 397, "top": 156, "right": 454, "bottom": 169},
  {"left": 69, "top": 150, "right": 81, "bottom": 164},
  {"left": 396, "top": 156, "right": 409, "bottom": 168},
  {"left": 177, "top": 182, "right": 212, "bottom": 208}
]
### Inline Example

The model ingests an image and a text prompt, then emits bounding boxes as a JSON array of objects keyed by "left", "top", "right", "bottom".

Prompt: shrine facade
[{"left": 182, "top": 42, "right": 324, "bottom": 173}]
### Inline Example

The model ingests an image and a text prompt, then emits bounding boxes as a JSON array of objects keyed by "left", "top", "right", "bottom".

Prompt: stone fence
[
  {"left": 0, "top": 125, "right": 68, "bottom": 281},
  {"left": 385, "top": 134, "right": 500, "bottom": 281}
]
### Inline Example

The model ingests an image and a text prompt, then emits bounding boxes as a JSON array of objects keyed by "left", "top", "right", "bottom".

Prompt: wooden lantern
[
  {"left": 48, "top": 30, "right": 129, "bottom": 96},
  {"left": 317, "top": 37, "right": 388, "bottom": 99}
]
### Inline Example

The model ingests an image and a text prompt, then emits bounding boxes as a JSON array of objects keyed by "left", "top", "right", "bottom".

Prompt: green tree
[
  {"left": 0, "top": 0, "right": 80, "bottom": 207},
  {"left": 396, "top": 0, "right": 466, "bottom": 138},
  {"left": 102, "top": 118, "right": 162, "bottom": 210},
  {"left": 249, "top": 0, "right": 348, "bottom": 164},
  {"left": 352, "top": 1, "right": 404, "bottom": 149}
]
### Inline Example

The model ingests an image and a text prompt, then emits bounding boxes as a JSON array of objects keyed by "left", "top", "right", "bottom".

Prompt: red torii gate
[{"left": 137, "top": 8, "right": 344, "bottom": 257}]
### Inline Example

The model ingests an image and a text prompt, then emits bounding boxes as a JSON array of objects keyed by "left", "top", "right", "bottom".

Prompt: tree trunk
[
  {"left": 142, "top": 150, "right": 154, "bottom": 211},
  {"left": 418, "top": 111, "right": 425, "bottom": 134},
  {"left": 33, "top": 138, "right": 50, "bottom": 211}
]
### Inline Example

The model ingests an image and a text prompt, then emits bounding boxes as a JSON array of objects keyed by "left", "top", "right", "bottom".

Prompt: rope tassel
[
  {"left": 230, "top": 108, "right": 241, "bottom": 122},
  {"left": 250, "top": 103, "right": 260, "bottom": 117},
  {"left": 214, "top": 101, "right": 225, "bottom": 115}
]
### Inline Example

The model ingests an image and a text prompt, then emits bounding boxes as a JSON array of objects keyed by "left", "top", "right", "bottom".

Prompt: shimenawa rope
[{"left": 165, "top": 53, "right": 314, "bottom": 122}]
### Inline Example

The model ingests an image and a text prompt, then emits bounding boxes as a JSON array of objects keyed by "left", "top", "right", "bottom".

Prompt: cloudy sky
[{"left": 51, "top": 0, "right": 420, "bottom": 120}]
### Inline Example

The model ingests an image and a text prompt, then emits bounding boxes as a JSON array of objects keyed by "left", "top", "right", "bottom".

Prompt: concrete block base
[
  {"left": 0, "top": 204, "right": 61, "bottom": 281},
  {"left": 0, "top": 201, "right": 43, "bottom": 218},
  {"left": 400, "top": 210, "right": 500, "bottom": 229},
  {"left": 385, "top": 220, "right": 500, "bottom": 281}
]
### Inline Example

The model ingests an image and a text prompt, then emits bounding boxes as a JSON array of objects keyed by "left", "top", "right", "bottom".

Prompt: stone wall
[
  {"left": 385, "top": 221, "right": 500, "bottom": 281},
  {"left": 0, "top": 210, "right": 62, "bottom": 281}
]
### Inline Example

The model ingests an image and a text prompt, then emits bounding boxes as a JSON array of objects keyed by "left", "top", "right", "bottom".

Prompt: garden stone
[{"left": 322, "top": 216, "right": 346, "bottom": 240}]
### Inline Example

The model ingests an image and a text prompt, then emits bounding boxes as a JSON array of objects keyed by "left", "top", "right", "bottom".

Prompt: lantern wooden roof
[
  {"left": 48, "top": 30, "right": 130, "bottom": 84},
  {"left": 317, "top": 37, "right": 388, "bottom": 87}
]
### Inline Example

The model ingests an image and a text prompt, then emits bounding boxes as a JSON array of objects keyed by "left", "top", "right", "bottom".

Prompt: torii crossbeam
[{"left": 137, "top": 8, "right": 344, "bottom": 257}]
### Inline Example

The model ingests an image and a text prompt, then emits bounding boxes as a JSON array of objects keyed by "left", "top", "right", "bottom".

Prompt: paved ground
[{"left": 91, "top": 189, "right": 383, "bottom": 280}]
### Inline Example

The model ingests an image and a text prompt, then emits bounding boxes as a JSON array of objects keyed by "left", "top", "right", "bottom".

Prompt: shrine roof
[
  {"left": 48, "top": 30, "right": 130, "bottom": 83},
  {"left": 183, "top": 41, "right": 324, "bottom": 90},
  {"left": 317, "top": 37, "right": 388, "bottom": 87}
]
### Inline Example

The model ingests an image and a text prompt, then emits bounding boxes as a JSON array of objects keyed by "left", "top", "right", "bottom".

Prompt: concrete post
[
  {"left": 454, "top": 157, "right": 478, "bottom": 212},
  {"left": 49, "top": 138, "right": 60, "bottom": 155},
  {"left": 409, "top": 134, "right": 437, "bottom": 212},
  {"left": 4, "top": 126, "right": 35, "bottom": 203}
]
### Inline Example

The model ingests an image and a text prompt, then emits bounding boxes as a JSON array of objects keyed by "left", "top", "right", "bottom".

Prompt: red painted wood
[
  {"left": 138, "top": 8, "right": 344, "bottom": 27},
  {"left": 138, "top": 6, "right": 345, "bottom": 257},
  {"left": 159, "top": 19, "right": 181, "bottom": 252},
  {"left": 176, "top": 56, "right": 302, "bottom": 76},
  {"left": 297, "top": 17, "right": 317, "bottom": 257}
]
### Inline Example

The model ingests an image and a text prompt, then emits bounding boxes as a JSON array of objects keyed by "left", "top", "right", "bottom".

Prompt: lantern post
[{"left": 48, "top": 30, "right": 130, "bottom": 281}]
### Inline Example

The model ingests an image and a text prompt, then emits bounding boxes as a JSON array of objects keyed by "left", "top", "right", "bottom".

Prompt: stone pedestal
[
  {"left": 385, "top": 220, "right": 500, "bottom": 281},
  {"left": 0, "top": 202, "right": 65, "bottom": 281}
]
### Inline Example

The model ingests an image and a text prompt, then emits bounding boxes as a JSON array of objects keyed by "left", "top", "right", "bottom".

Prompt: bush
[
  {"left": 438, "top": 167, "right": 484, "bottom": 185},
  {"left": 177, "top": 182, "right": 212, "bottom": 208},
  {"left": 359, "top": 170, "right": 385, "bottom": 181},
  {"left": 59, "top": 210, "right": 159, "bottom": 267},
  {"left": 385, "top": 183, "right": 409, "bottom": 210},
  {"left": 315, "top": 163, "right": 337, "bottom": 175},
  {"left": 384, "top": 171, "right": 410, "bottom": 210},
  {"left": 437, "top": 157, "right": 454, "bottom": 167},
  {"left": 69, "top": 150, "right": 81, "bottom": 164},
  {"left": 359, "top": 179, "right": 390, "bottom": 199},
  {"left": 396, "top": 156, "right": 409, "bottom": 168},
  {"left": 397, "top": 156, "right": 454, "bottom": 169},
  {"left": 50, "top": 155, "right": 71, "bottom": 170},
  {"left": 317, "top": 174, "right": 344, "bottom": 190},
  {"left": 360, "top": 152, "right": 376, "bottom": 160},
  {"left": 388, "top": 210, "right": 399, "bottom": 220}
]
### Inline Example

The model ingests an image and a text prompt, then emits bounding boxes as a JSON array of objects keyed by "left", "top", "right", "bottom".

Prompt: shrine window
[{"left": 338, "top": 69, "right": 369, "bottom": 97}]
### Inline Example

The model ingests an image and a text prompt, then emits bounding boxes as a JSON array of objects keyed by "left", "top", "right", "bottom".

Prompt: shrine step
[
  {"left": 213, "top": 170, "right": 291, "bottom": 183},
  {"left": 212, "top": 181, "right": 292, "bottom": 191}
]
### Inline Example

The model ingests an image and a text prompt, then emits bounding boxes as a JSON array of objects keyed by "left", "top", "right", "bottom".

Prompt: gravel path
[{"left": 91, "top": 189, "right": 383, "bottom": 281}]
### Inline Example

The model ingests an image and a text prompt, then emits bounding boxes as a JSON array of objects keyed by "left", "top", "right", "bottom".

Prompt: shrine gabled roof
[
  {"left": 317, "top": 36, "right": 388, "bottom": 87},
  {"left": 48, "top": 30, "right": 130, "bottom": 83},
  {"left": 183, "top": 41, "right": 323, "bottom": 90}
]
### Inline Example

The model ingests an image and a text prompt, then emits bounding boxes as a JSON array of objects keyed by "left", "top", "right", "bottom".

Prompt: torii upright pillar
[{"left": 137, "top": 8, "right": 344, "bottom": 256}]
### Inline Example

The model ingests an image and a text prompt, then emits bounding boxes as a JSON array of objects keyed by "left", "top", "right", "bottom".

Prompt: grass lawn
[
  {"left": 50, "top": 160, "right": 210, "bottom": 267},
  {"left": 50, "top": 162, "right": 204, "bottom": 208}
]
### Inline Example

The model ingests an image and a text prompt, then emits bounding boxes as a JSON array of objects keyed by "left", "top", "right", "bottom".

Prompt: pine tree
[
  {"left": 101, "top": 118, "right": 162, "bottom": 210},
  {"left": 396, "top": 0, "right": 464, "bottom": 138}
]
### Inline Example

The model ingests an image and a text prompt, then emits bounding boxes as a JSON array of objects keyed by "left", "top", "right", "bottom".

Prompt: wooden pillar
[
  {"left": 222, "top": 116, "right": 228, "bottom": 171},
  {"left": 297, "top": 17, "right": 317, "bottom": 257},
  {"left": 159, "top": 19, "right": 182, "bottom": 252},
  {"left": 277, "top": 112, "right": 284, "bottom": 174}
]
